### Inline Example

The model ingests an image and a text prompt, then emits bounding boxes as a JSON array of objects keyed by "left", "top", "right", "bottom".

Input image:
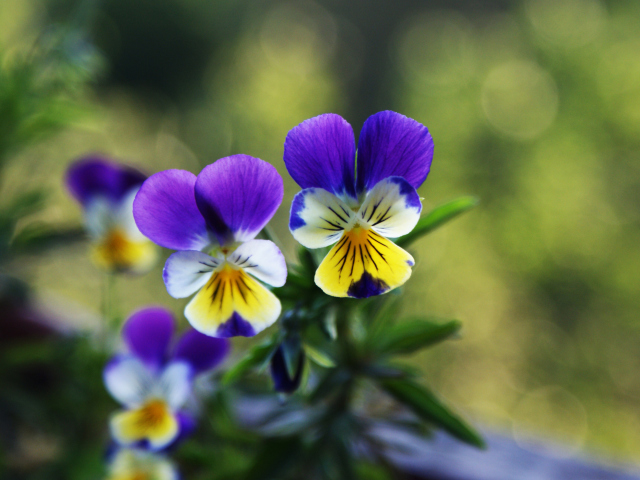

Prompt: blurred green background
[{"left": 2, "top": 0, "right": 640, "bottom": 470}]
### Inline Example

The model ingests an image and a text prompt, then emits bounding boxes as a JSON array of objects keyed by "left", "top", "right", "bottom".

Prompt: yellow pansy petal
[
  {"left": 184, "top": 264, "right": 281, "bottom": 338},
  {"left": 92, "top": 228, "right": 157, "bottom": 273},
  {"left": 110, "top": 400, "right": 179, "bottom": 450},
  {"left": 315, "top": 227, "right": 414, "bottom": 298},
  {"left": 107, "top": 449, "right": 179, "bottom": 480}
]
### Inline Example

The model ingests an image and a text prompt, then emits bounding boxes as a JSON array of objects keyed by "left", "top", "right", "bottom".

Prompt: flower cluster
[{"left": 66, "top": 110, "right": 441, "bottom": 478}]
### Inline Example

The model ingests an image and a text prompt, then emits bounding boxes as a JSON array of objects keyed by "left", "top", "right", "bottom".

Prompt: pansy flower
[
  {"left": 133, "top": 155, "right": 287, "bottom": 338},
  {"left": 104, "top": 307, "right": 229, "bottom": 450},
  {"left": 285, "top": 111, "right": 433, "bottom": 298},
  {"left": 66, "top": 156, "right": 157, "bottom": 273},
  {"left": 105, "top": 448, "right": 178, "bottom": 480}
]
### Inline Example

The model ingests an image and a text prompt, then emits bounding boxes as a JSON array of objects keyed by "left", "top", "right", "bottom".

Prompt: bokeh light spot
[
  {"left": 481, "top": 60, "right": 558, "bottom": 140},
  {"left": 512, "top": 386, "right": 588, "bottom": 456},
  {"left": 526, "top": 0, "right": 605, "bottom": 47}
]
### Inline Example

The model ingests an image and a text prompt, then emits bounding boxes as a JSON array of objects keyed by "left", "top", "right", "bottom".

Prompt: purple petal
[
  {"left": 216, "top": 313, "right": 255, "bottom": 338},
  {"left": 194, "top": 155, "right": 283, "bottom": 244},
  {"left": 133, "top": 170, "right": 211, "bottom": 251},
  {"left": 66, "top": 156, "right": 146, "bottom": 206},
  {"left": 171, "top": 411, "right": 197, "bottom": 449},
  {"left": 171, "top": 329, "right": 230, "bottom": 375},
  {"left": 122, "top": 307, "right": 175, "bottom": 370},
  {"left": 356, "top": 111, "right": 434, "bottom": 193},
  {"left": 283, "top": 114, "right": 357, "bottom": 199}
]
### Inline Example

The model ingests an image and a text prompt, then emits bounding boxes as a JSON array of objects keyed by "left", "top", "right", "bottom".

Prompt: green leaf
[
  {"left": 310, "top": 369, "right": 351, "bottom": 403},
  {"left": 304, "top": 343, "right": 336, "bottom": 368},
  {"left": 243, "top": 435, "right": 302, "bottom": 480},
  {"left": 10, "top": 224, "right": 84, "bottom": 254},
  {"left": 222, "top": 339, "right": 279, "bottom": 385},
  {"left": 380, "top": 379, "right": 485, "bottom": 448},
  {"left": 395, "top": 196, "right": 478, "bottom": 248},
  {"left": 282, "top": 336, "right": 302, "bottom": 380},
  {"left": 372, "top": 318, "right": 461, "bottom": 356},
  {"left": 320, "top": 306, "right": 338, "bottom": 340}
]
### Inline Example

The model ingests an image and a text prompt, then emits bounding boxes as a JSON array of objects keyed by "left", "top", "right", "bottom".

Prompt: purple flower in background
[
  {"left": 133, "top": 155, "right": 287, "bottom": 338},
  {"left": 284, "top": 111, "right": 433, "bottom": 298},
  {"left": 66, "top": 156, "right": 157, "bottom": 273},
  {"left": 104, "top": 307, "right": 229, "bottom": 450}
]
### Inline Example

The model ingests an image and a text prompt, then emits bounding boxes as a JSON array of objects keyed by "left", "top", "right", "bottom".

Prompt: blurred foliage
[{"left": 1, "top": 0, "right": 640, "bottom": 478}]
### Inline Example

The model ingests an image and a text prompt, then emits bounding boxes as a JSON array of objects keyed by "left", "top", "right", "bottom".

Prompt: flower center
[
  {"left": 134, "top": 399, "right": 170, "bottom": 430},
  {"left": 93, "top": 228, "right": 151, "bottom": 271}
]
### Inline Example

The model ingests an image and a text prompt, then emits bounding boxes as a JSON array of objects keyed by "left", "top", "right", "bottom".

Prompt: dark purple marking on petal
[
  {"left": 406, "top": 259, "right": 415, "bottom": 267},
  {"left": 194, "top": 155, "right": 284, "bottom": 244},
  {"left": 283, "top": 113, "right": 357, "bottom": 199},
  {"left": 122, "top": 307, "right": 175, "bottom": 370},
  {"left": 66, "top": 156, "right": 146, "bottom": 206},
  {"left": 162, "top": 411, "right": 197, "bottom": 452},
  {"left": 347, "top": 271, "right": 389, "bottom": 299},
  {"left": 133, "top": 169, "right": 210, "bottom": 251},
  {"left": 172, "top": 329, "right": 230, "bottom": 375},
  {"left": 215, "top": 312, "right": 255, "bottom": 338},
  {"left": 356, "top": 111, "right": 434, "bottom": 193},
  {"left": 289, "top": 190, "right": 307, "bottom": 231},
  {"left": 270, "top": 345, "right": 305, "bottom": 394},
  {"left": 388, "top": 176, "right": 422, "bottom": 210}
]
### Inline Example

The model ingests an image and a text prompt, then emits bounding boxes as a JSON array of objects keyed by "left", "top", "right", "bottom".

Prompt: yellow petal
[
  {"left": 110, "top": 400, "right": 178, "bottom": 449},
  {"left": 184, "top": 264, "right": 281, "bottom": 337},
  {"left": 315, "top": 226, "right": 414, "bottom": 298},
  {"left": 92, "top": 228, "right": 157, "bottom": 273}
]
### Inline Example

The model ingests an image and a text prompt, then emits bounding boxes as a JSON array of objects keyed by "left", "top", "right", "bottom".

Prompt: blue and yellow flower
[
  {"left": 106, "top": 448, "right": 178, "bottom": 480},
  {"left": 66, "top": 156, "right": 157, "bottom": 273},
  {"left": 104, "top": 307, "right": 229, "bottom": 450},
  {"left": 284, "top": 111, "right": 434, "bottom": 298},
  {"left": 133, "top": 155, "right": 287, "bottom": 338}
]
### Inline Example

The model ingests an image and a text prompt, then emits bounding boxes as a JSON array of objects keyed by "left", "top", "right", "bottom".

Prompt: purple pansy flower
[
  {"left": 104, "top": 307, "right": 229, "bottom": 450},
  {"left": 284, "top": 111, "right": 434, "bottom": 298},
  {"left": 132, "top": 155, "right": 287, "bottom": 338},
  {"left": 66, "top": 156, "right": 157, "bottom": 273}
]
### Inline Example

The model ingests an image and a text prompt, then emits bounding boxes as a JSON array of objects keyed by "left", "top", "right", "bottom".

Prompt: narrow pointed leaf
[
  {"left": 282, "top": 336, "right": 302, "bottom": 380},
  {"left": 380, "top": 379, "right": 485, "bottom": 448},
  {"left": 395, "top": 196, "right": 478, "bottom": 248},
  {"left": 372, "top": 318, "right": 461, "bottom": 356},
  {"left": 304, "top": 343, "right": 336, "bottom": 368},
  {"left": 222, "top": 339, "right": 278, "bottom": 385}
]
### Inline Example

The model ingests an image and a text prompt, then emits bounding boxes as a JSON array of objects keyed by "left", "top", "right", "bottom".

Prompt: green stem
[{"left": 100, "top": 272, "right": 116, "bottom": 349}]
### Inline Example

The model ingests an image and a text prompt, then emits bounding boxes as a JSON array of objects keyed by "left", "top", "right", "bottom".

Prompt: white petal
[
  {"left": 289, "top": 188, "right": 355, "bottom": 248},
  {"left": 156, "top": 361, "right": 192, "bottom": 410},
  {"left": 116, "top": 188, "right": 147, "bottom": 241},
  {"left": 104, "top": 356, "right": 154, "bottom": 408},
  {"left": 84, "top": 195, "right": 116, "bottom": 239},
  {"left": 163, "top": 251, "right": 219, "bottom": 298},
  {"left": 227, "top": 239, "right": 287, "bottom": 287},
  {"left": 357, "top": 176, "right": 422, "bottom": 238}
]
